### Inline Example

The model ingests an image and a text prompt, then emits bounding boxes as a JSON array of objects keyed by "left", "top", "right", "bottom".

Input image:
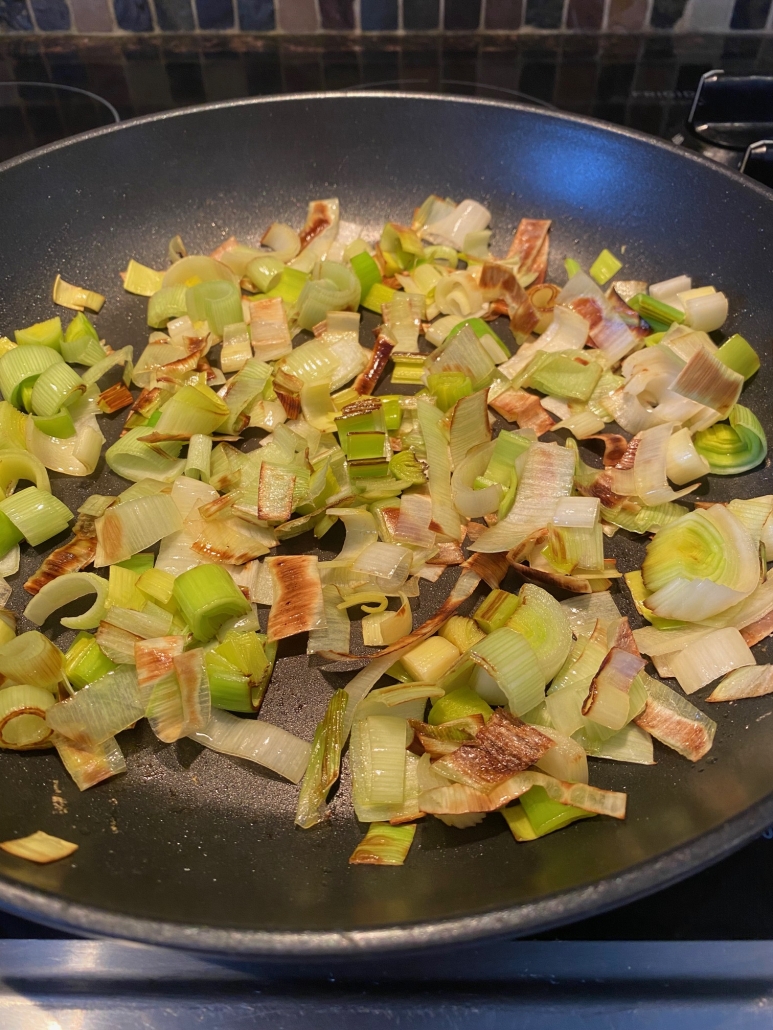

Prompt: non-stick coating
[{"left": 0, "top": 94, "right": 772, "bottom": 958}]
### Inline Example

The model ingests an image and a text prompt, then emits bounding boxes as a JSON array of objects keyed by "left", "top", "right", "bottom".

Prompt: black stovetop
[{"left": 1, "top": 31, "right": 772, "bottom": 952}]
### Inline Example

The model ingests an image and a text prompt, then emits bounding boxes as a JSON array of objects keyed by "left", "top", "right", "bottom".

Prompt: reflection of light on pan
[{"left": 343, "top": 79, "right": 558, "bottom": 110}]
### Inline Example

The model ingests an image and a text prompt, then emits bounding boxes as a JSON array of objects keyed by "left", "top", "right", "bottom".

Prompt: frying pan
[{"left": 0, "top": 93, "right": 773, "bottom": 959}]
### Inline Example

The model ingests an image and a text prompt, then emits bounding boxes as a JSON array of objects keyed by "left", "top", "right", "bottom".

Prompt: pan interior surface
[{"left": 0, "top": 94, "right": 772, "bottom": 954}]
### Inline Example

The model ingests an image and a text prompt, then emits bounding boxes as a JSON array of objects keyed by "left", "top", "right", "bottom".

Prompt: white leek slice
[
  {"left": 352, "top": 542, "right": 412, "bottom": 591},
  {"left": 681, "top": 290, "right": 728, "bottom": 332},
  {"left": 666, "top": 426, "right": 710, "bottom": 485},
  {"left": 422, "top": 199, "right": 491, "bottom": 250},
  {"left": 451, "top": 441, "right": 502, "bottom": 520},
  {"left": 449, "top": 388, "right": 490, "bottom": 468},
  {"left": 708, "top": 665, "right": 773, "bottom": 702},
  {"left": 579, "top": 722, "right": 654, "bottom": 765},
  {"left": 417, "top": 399, "right": 462, "bottom": 542},
  {"left": 560, "top": 591, "right": 620, "bottom": 637},
  {"left": 55, "top": 734, "right": 127, "bottom": 791},
  {"left": 534, "top": 725, "right": 588, "bottom": 783},
  {"left": 670, "top": 627, "right": 755, "bottom": 695},
  {"left": 649, "top": 274, "right": 691, "bottom": 305},
  {"left": 24, "top": 572, "right": 108, "bottom": 631},
  {"left": 393, "top": 492, "right": 435, "bottom": 548},
  {"left": 26, "top": 414, "right": 105, "bottom": 476},
  {"left": 94, "top": 493, "right": 182, "bottom": 567},
  {"left": 635, "top": 673, "right": 716, "bottom": 761},
  {"left": 250, "top": 297, "right": 292, "bottom": 361},
  {"left": 634, "top": 423, "right": 698, "bottom": 505},
  {"left": 266, "top": 554, "right": 324, "bottom": 641},
  {"left": 0, "top": 684, "right": 56, "bottom": 749},
  {"left": 470, "top": 441, "right": 574, "bottom": 553},
  {"left": 190, "top": 708, "right": 311, "bottom": 783},
  {"left": 362, "top": 593, "right": 412, "bottom": 647},
  {"left": 46, "top": 667, "right": 145, "bottom": 748},
  {"left": 308, "top": 585, "right": 351, "bottom": 655},
  {"left": 326, "top": 506, "right": 377, "bottom": 563},
  {"left": 469, "top": 627, "right": 545, "bottom": 716}
]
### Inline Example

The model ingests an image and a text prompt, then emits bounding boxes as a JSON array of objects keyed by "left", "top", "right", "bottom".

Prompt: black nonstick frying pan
[{"left": 0, "top": 93, "right": 772, "bottom": 958}]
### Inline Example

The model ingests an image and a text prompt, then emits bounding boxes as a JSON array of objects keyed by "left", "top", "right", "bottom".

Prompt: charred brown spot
[
  {"left": 341, "top": 397, "right": 382, "bottom": 417},
  {"left": 354, "top": 334, "right": 394, "bottom": 396},
  {"left": 427, "top": 542, "right": 465, "bottom": 567},
  {"left": 490, "top": 388, "right": 555, "bottom": 437},
  {"left": 507, "top": 560, "right": 593, "bottom": 594},
  {"left": 98, "top": 383, "right": 134, "bottom": 414},
  {"left": 462, "top": 551, "right": 509, "bottom": 589},
  {"left": 298, "top": 202, "right": 333, "bottom": 249},
  {"left": 587, "top": 433, "right": 629, "bottom": 467},
  {"left": 274, "top": 388, "right": 301, "bottom": 420},
  {"left": 568, "top": 296, "right": 604, "bottom": 330},
  {"left": 432, "top": 711, "right": 554, "bottom": 790},
  {"left": 24, "top": 535, "right": 97, "bottom": 595},
  {"left": 635, "top": 700, "right": 713, "bottom": 762}
]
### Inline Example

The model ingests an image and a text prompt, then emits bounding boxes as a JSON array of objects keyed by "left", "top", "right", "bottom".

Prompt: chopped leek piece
[
  {"left": 52, "top": 274, "right": 105, "bottom": 313},
  {"left": 502, "top": 803, "right": 538, "bottom": 841},
  {"left": 65, "top": 632, "right": 117, "bottom": 690},
  {"left": 628, "top": 293, "right": 684, "bottom": 328},
  {"left": 65, "top": 312, "right": 99, "bottom": 343},
  {"left": 402, "top": 636, "right": 460, "bottom": 682},
  {"left": 186, "top": 280, "right": 243, "bottom": 336},
  {"left": 362, "top": 281, "right": 396, "bottom": 313},
  {"left": 0, "top": 344, "right": 63, "bottom": 409},
  {"left": 716, "top": 333, "right": 760, "bottom": 381},
  {"left": 564, "top": 258, "right": 581, "bottom": 278},
  {"left": 32, "top": 409, "right": 75, "bottom": 438},
  {"left": 388, "top": 450, "right": 426, "bottom": 484},
  {"left": 349, "top": 822, "right": 416, "bottom": 865},
  {"left": 427, "top": 371, "right": 473, "bottom": 412},
  {"left": 694, "top": 404, "right": 767, "bottom": 475},
  {"left": 473, "top": 589, "right": 521, "bottom": 633},
  {"left": 350, "top": 250, "right": 382, "bottom": 301},
  {"left": 107, "top": 565, "right": 146, "bottom": 611},
  {"left": 123, "top": 259, "right": 164, "bottom": 296},
  {"left": 380, "top": 395, "right": 403, "bottom": 431},
  {"left": 589, "top": 249, "right": 622, "bottom": 286},
  {"left": 262, "top": 266, "right": 309, "bottom": 306},
  {"left": 391, "top": 354, "right": 425, "bottom": 385},
  {"left": 446, "top": 316, "right": 509, "bottom": 362},
  {"left": 173, "top": 564, "right": 252, "bottom": 641},
  {"left": 0, "top": 486, "right": 71, "bottom": 547},
  {"left": 428, "top": 687, "right": 493, "bottom": 725},
  {"left": 0, "top": 830, "right": 77, "bottom": 863},
  {"left": 115, "top": 553, "right": 155, "bottom": 575},
  {"left": 246, "top": 255, "right": 285, "bottom": 293},
  {"left": 15, "top": 316, "right": 63, "bottom": 351},
  {"left": 439, "top": 616, "right": 485, "bottom": 653},
  {"left": 296, "top": 689, "right": 348, "bottom": 829},
  {"left": 520, "top": 786, "right": 595, "bottom": 835}
]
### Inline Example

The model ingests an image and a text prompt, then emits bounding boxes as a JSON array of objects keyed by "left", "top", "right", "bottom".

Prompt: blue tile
[
  {"left": 155, "top": 0, "right": 195, "bottom": 29},
  {"left": 238, "top": 0, "right": 274, "bottom": 28},
  {"left": 0, "top": 0, "right": 33, "bottom": 30},
  {"left": 30, "top": 0, "right": 70, "bottom": 28},
  {"left": 114, "top": 0, "right": 153, "bottom": 30},
  {"left": 361, "top": 0, "right": 398, "bottom": 29},
  {"left": 196, "top": 0, "right": 234, "bottom": 27}
]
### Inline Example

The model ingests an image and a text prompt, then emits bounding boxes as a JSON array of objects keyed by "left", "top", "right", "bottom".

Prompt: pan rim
[
  {"left": 1, "top": 89, "right": 772, "bottom": 206},
  {"left": 1, "top": 792, "right": 772, "bottom": 955},
  {"left": 1, "top": 91, "right": 772, "bottom": 956}
]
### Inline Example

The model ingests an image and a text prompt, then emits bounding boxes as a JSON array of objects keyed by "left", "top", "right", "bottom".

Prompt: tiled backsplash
[{"left": 1, "top": 0, "right": 771, "bottom": 34}]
